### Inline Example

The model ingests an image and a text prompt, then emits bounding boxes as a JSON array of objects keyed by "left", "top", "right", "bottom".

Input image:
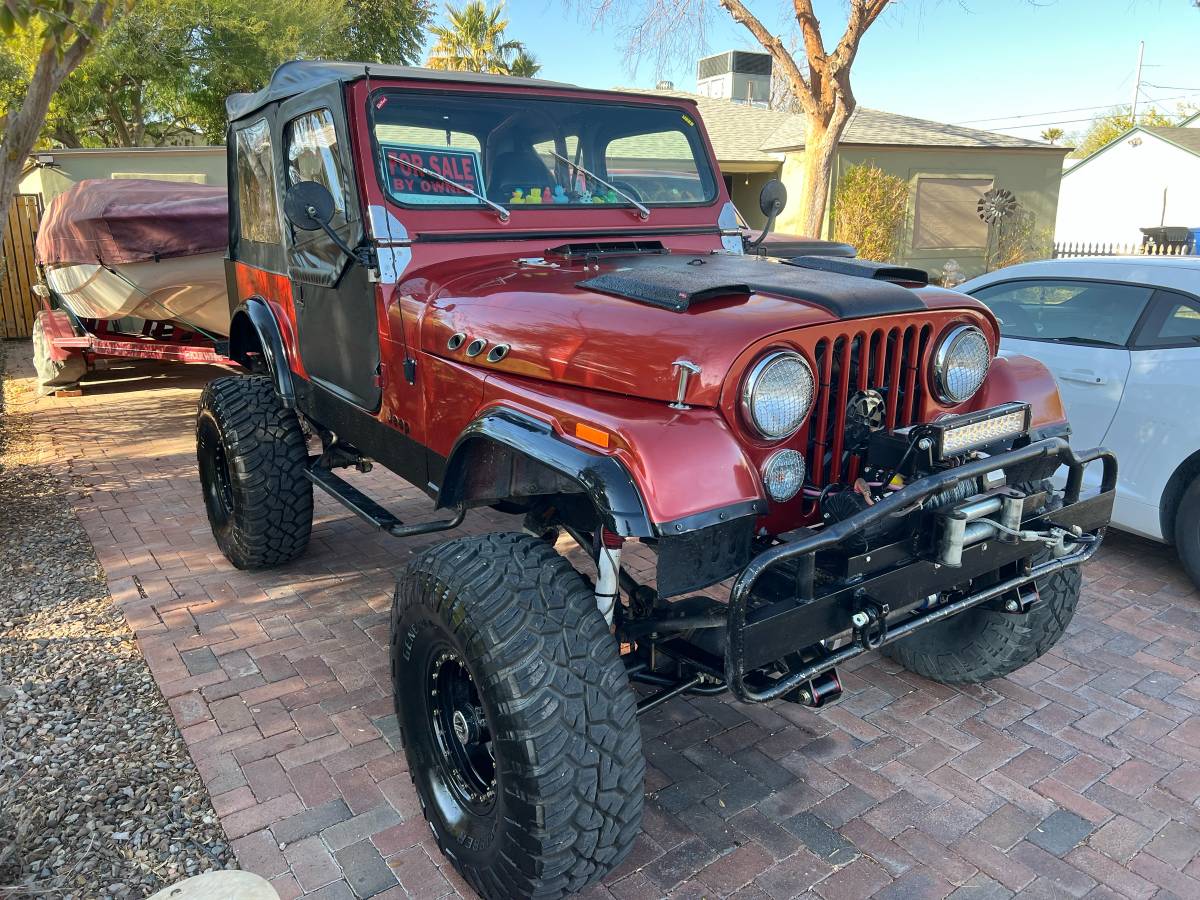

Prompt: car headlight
[
  {"left": 741, "top": 350, "right": 815, "bottom": 439},
  {"left": 932, "top": 325, "right": 991, "bottom": 404},
  {"left": 762, "top": 449, "right": 806, "bottom": 502}
]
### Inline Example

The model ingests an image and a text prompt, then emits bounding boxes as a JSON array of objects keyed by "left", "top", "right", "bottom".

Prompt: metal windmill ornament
[{"left": 977, "top": 188, "right": 1018, "bottom": 225}]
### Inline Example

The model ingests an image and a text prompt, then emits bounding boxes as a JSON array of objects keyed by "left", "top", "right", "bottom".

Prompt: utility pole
[{"left": 1131, "top": 40, "right": 1145, "bottom": 121}]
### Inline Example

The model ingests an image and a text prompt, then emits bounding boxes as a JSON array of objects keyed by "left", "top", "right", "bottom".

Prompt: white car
[{"left": 960, "top": 256, "right": 1200, "bottom": 585}]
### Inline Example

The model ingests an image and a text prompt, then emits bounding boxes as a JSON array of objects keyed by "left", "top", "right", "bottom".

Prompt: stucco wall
[
  {"left": 728, "top": 170, "right": 778, "bottom": 228},
  {"left": 1055, "top": 132, "right": 1200, "bottom": 245},
  {"left": 832, "top": 145, "right": 1065, "bottom": 279},
  {"left": 19, "top": 147, "right": 227, "bottom": 205}
]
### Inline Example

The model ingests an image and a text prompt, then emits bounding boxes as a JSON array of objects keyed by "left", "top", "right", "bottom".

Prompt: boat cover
[{"left": 36, "top": 178, "right": 227, "bottom": 267}]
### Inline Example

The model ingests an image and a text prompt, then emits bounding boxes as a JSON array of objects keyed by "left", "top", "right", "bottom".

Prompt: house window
[
  {"left": 234, "top": 118, "right": 280, "bottom": 244},
  {"left": 286, "top": 109, "right": 347, "bottom": 224},
  {"left": 912, "top": 176, "right": 993, "bottom": 250}
]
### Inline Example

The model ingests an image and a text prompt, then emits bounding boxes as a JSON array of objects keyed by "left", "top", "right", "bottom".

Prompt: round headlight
[
  {"left": 932, "top": 325, "right": 991, "bottom": 404},
  {"left": 762, "top": 449, "right": 806, "bottom": 502},
  {"left": 741, "top": 351, "right": 815, "bottom": 439}
]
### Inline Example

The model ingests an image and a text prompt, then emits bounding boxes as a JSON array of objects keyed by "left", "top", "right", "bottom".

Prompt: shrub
[{"left": 832, "top": 163, "right": 909, "bottom": 262}]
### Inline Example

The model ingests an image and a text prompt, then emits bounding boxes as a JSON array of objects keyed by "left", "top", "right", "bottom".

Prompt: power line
[{"left": 949, "top": 93, "right": 1196, "bottom": 126}]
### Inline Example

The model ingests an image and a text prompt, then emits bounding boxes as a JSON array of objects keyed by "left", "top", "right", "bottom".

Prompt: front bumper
[{"left": 716, "top": 437, "right": 1116, "bottom": 703}]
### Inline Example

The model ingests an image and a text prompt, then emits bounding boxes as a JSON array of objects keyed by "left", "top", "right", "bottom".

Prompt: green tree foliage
[
  {"left": 507, "top": 48, "right": 541, "bottom": 78},
  {"left": 1068, "top": 105, "right": 1178, "bottom": 159},
  {"left": 832, "top": 163, "right": 908, "bottom": 263},
  {"left": 1, "top": 0, "right": 434, "bottom": 148},
  {"left": 426, "top": 0, "right": 536, "bottom": 75},
  {"left": 1039, "top": 127, "right": 1064, "bottom": 145},
  {"left": 0, "top": 0, "right": 122, "bottom": 236}
]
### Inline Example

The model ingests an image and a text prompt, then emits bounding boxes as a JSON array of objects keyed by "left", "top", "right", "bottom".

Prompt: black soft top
[{"left": 227, "top": 60, "right": 581, "bottom": 122}]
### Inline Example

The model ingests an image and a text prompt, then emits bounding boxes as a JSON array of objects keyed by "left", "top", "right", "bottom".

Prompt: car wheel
[
  {"left": 391, "top": 532, "right": 643, "bottom": 900},
  {"left": 195, "top": 375, "right": 312, "bottom": 569},
  {"left": 1174, "top": 476, "right": 1200, "bottom": 588}
]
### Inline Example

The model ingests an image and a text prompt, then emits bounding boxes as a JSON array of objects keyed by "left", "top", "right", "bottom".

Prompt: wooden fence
[
  {"left": 1, "top": 194, "right": 43, "bottom": 339},
  {"left": 1053, "top": 240, "right": 1196, "bottom": 259}
]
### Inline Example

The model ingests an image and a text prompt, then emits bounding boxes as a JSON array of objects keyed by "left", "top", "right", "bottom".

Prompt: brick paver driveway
[{"left": 17, "top": 349, "right": 1200, "bottom": 900}]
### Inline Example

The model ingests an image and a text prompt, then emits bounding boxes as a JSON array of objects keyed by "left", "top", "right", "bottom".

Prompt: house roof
[
  {"left": 763, "top": 106, "right": 1059, "bottom": 152},
  {"left": 620, "top": 88, "right": 1061, "bottom": 161},
  {"left": 1139, "top": 126, "right": 1200, "bottom": 156}
]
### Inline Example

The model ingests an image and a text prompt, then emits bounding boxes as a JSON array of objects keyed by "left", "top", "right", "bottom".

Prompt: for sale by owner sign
[{"left": 382, "top": 143, "right": 485, "bottom": 205}]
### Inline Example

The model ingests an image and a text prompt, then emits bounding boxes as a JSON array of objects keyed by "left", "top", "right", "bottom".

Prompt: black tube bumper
[{"left": 724, "top": 438, "right": 1116, "bottom": 703}]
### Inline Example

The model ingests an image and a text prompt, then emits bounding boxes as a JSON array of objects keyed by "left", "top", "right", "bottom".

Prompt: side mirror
[
  {"left": 746, "top": 179, "right": 787, "bottom": 250},
  {"left": 282, "top": 181, "right": 371, "bottom": 269},
  {"left": 284, "top": 180, "right": 335, "bottom": 231}
]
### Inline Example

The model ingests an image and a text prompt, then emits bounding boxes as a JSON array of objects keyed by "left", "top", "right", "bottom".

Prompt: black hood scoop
[{"left": 577, "top": 253, "right": 926, "bottom": 317}]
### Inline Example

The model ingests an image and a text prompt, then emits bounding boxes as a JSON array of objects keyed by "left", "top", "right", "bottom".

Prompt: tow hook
[
  {"left": 851, "top": 594, "right": 889, "bottom": 650},
  {"left": 788, "top": 669, "right": 843, "bottom": 707}
]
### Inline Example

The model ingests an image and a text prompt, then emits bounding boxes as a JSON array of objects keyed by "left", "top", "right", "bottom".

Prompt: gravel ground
[{"left": 0, "top": 344, "right": 233, "bottom": 898}]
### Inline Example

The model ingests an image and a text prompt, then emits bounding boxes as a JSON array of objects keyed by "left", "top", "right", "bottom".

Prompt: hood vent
[{"left": 545, "top": 240, "right": 667, "bottom": 261}]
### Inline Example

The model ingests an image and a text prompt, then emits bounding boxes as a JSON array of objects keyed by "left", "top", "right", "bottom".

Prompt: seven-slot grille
[{"left": 803, "top": 323, "right": 934, "bottom": 508}]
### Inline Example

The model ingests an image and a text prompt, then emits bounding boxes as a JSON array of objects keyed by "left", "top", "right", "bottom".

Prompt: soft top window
[
  {"left": 370, "top": 90, "right": 717, "bottom": 211},
  {"left": 234, "top": 118, "right": 281, "bottom": 244}
]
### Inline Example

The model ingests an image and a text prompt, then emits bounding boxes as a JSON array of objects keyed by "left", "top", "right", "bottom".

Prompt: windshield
[{"left": 371, "top": 90, "right": 718, "bottom": 211}]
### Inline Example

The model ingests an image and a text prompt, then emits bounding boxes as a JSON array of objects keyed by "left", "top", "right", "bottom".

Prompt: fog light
[
  {"left": 762, "top": 449, "right": 805, "bottom": 502},
  {"left": 936, "top": 403, "right": 1031, "bottom": 457}
]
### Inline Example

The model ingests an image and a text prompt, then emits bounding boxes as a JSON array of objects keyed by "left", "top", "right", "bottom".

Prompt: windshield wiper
[
  {"left": 392, "top": 157, "right": 510, "bottom": 222},
  {"left": 1043, "top": 336, "right": 1124, "bottom": 347},
  {"left": 546, "top": 150, "right": 650, "bottom": 221}
]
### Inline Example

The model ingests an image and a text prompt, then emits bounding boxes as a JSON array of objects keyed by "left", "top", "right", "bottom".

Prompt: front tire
[
  {"left": 391, "top": 533, "right": 643, "bottom": 900},
  {"left": 1174, "top": 476, "right": 1200, "bottom": 588},
  {"left": 196, "top": 375, "right": 312, "bottom": 569},
  {"left": 884, "top": 481, "right": 1081, "bottom": 684}
]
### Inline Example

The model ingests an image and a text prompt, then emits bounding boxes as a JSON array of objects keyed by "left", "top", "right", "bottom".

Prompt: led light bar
[{"left": 934, "top": 402, "right": 1031, "bottom": 458}]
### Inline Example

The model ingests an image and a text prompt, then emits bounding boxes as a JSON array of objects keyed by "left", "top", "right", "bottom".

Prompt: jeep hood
[{"left": 412, "top": 252, "right": 963, "bottom": 407}]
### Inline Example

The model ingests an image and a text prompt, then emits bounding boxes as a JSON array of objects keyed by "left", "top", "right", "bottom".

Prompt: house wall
[
  {"left": 727, "top": 170, "right": 779, "bottom": 228},
  {"left": 1055, "top": 133, "right": 1200, "bottom": 245},
  {"left": 18, "top": 147, "right": 227, "bottom": 206},
  {"left": 833, "top": 145, "right": 1066, "bottom": 279}
]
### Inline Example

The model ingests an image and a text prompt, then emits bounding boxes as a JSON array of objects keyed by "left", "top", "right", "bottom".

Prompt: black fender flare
[
  {"left": 228, "top": 297, "right": 295, "bottom": 406},
  {"left": 437, "top": 409, "right": 655, "bottom": 538}
]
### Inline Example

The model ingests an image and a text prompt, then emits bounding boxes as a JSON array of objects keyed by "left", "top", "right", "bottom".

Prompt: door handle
[{"left": 1059, "top": 370, "right": 1107, "bottom": 385}]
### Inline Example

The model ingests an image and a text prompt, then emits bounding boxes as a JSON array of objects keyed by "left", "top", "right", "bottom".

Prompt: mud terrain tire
[
  {"left": 884, "top": 481, "right": 1081, "bottom": 684},
  {"left": 391, "top": 533, "right": 643, "bottom": 900},
  {"left": 196, "top": 375, "right": 312, "bottom": 569}
]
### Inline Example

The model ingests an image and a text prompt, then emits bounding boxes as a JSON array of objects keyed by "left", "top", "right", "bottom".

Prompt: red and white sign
[{"left": 382, "top": 144, "right": 483, "bottom": 204}]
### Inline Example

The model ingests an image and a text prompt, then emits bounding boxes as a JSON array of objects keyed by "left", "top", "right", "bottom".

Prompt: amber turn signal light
[{"left": 574, "top": 422, "right": 610, "bottom": 448}]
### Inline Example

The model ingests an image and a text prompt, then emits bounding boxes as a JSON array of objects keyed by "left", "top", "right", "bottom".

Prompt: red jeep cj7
[{"left": 197, "top": 61, "right": 1115, "bottom": 899}]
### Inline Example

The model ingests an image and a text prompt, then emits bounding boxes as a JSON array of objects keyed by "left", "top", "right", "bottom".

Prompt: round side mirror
[
  {"left": 283, "top": 181, "right": 335, "bottom": 231},
  {"left": 759, "top": 179, "right": 787, "bottom": 217}
]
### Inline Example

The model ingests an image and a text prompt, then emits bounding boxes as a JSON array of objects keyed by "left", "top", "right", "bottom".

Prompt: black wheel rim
[
  {"left": 425, "top": 646, "right": 496, "bottom": 830},
  {"left": 197, "top": 417, "right": 235, "bottom": 528}
]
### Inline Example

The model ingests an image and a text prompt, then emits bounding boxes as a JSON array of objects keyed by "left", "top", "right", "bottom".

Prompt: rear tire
[
  {"left": 32, "top": 316, "right": 86, "bottom": 391},
  {"left": 1174, "top": 476, "right": 1200, "bottom": 588},
  {"left": 196, "top": 375, "right": 312, "bottom": 569},
  {"left": 884, "top": 480, "right": 1081, "bottom": 684},
  {"left": 391, "top": 533, "right": 643, "bottom": 900}
]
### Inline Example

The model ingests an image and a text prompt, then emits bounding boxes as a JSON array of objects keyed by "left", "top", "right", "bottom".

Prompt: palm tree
[
  {"left": 426, "top": 1, "right": 528, "bottom": 75},
  {"left": 1040, "top": 127, "right": 1065, "bottom": 145},
  {"left": 507, "top": 49, "right": 540, "bottom": 78}
]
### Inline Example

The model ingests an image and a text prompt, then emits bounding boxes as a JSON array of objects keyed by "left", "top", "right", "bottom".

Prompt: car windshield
[{"left": 370, "top": 90, "right": 718, "bottom": 211}]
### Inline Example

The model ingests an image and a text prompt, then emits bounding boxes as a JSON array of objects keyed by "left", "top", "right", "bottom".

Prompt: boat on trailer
[
  {"left": 36, "top": 178, "right": 230, "bottom": 335},
  {"left": 32, "top": 178, "right": 233, "bottom": 391}
]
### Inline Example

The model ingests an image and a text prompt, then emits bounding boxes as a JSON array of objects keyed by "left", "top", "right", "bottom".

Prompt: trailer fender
[
  {"left": 437, "top": 409, "right": 655, "bottom": 537},
  {"left": 228, "top": 298, "right": 295, "bottom": 406}
]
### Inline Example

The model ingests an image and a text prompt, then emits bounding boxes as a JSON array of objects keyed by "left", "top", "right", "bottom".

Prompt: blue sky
[{"left": 483, "top": 1, "right": 1200, "bottom": 140}]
